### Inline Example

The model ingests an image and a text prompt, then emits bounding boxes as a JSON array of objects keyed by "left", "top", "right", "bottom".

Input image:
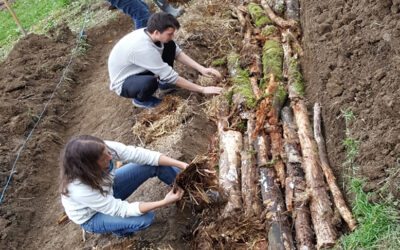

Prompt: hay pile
[{"left": 131, "top": 95, "right": 192, "bottom": 144}]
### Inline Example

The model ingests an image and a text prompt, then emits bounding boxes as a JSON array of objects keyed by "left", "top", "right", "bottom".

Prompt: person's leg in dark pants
[
  {"left": 105, "top": 0, "right": 150, "bottom": 29},
  {"left": 120, "top": 74, "right": 162, "bottom": 108}
]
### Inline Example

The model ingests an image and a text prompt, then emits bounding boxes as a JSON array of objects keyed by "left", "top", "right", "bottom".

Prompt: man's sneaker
[
  {"left": 158, "top": 81, "right": 177, "bottom": 94},
  {"left": 132, "top": 96, "right": 162, "bottom": 108}
]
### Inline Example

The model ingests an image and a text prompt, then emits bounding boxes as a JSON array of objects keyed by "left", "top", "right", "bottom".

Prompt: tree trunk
[
  {"left": 293, "top": 101, "right": 337, "bottom": 248},
  {"left": 282, "top": 106, "right": 315, "bottom": 250},
  {"left": 255, "top": 129, "right": 295, "bottom": 250},
  {"left": 285, "top": 0, "right": 300, "bottom": 21},
  {"left": 241, "top": 113, "right": 263, "bottom": 217},
  {"left": 313, "top": 103, "right": 357, "bottom": 231},
  {"left": 218, "top": 117, "right": 243, "bottom": 217},
  {"left": 259, "top": 166, "right": 295, "bottom": 250}
]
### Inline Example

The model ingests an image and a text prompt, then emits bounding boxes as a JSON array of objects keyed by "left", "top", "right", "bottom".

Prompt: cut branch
[
  {"left": 260, "top": 0, "right": 298, "bottom": 28},
  {"left": 285, "top": 0, "right": 300, "bottom": 21},
  {"left": 256, "top": 132, "right": 295, "bottom": 249},
  {"left": 293, "top": 101, "right": 337, "bottom": 248},
  {"left": 282, "top": 106, "right": 314, "bottom": 250},
  {"left": 241, "top": 113, "right": 262, "bottom": 217},
  {"left": 218, "top": 116, "right": 243, "bottom": 217},
  {"left": 313, "top": 103, "right": 357, "bottom": 231}
]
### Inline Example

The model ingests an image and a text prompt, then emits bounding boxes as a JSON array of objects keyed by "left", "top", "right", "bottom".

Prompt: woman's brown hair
[{"left": 59, "top": 135, "right": 112, "bottom": 196}]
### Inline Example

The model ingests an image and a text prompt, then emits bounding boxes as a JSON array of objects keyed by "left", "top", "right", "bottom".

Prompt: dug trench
[{"left": 0, "top": 0, "right": 399, "bottom": 249}]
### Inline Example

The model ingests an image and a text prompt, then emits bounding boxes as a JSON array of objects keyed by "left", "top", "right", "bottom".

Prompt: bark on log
[
  {"left": 282, "top": 106, "right": 314, "bottom": 250},
  {"left": 282, "top": 30, "right": 292, "bottom": 79},
  {"left": 313, "top": 103, "right": 357, "bottom": 231},
  {"left": 265, "top": 0, "right": 285, "bottom": 15},
  {"left": 218, "top": 128, "right": 243, "bottom": 217},
  {"left": 241, "top": 114, "right": 263, "bottom": 217},
  {"left": 218, "top": 116, "right": 243, "bottom": 217},
  {"left": 260, "top": 0, "right": 298, "bottom": 28},
  {"left": 293, "top": 101, "right": 337, "bottom": 248},
  {"left": 285, "top": 0, "right": 300, "bottom": 21},
  {"left": 259, "top": 165, "right": 295, "bottom": 250},
  {"left": 254, "top": 129, "right": 294, "bottom": 249}
]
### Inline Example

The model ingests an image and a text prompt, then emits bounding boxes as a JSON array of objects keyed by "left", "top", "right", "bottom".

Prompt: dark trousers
[
  {"left": 120, "top": 41, "right": 176, "bottom": 101},
  {"left": 105, "top": 0, "right": 150, "bottom": 29}
]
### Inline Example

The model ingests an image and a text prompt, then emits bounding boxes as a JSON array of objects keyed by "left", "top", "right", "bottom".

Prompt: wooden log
[
  {"left": 266, "top": 75, "right": 287, "bottom": 188},
  {"left": 313, "top": 103, "right": 357, "bottom": 231},
  {"left": 293, "top": 101, "right": 337, "bottom": 248},
  {"left": 218, "top": 117, "right": 243, "bottom": 217},
  {"left": 282, "top": 106, "right": 315, "bottom": 250},
  {"left": 282, "top": 30, "right": 292, "bottom": 79},
  {"left": 260, "top": 0, "right": 298, "bottom": 29},
  {"left": 241, "top": 113, "right": 263, "bottom": 217},
  {"left": 254, "top": 127, "right": 295, "bottom": 249},
  {"left": 259, "top": 166, "right": 295, "bottom": 250},
  {"left": 285, "top": 0, "right": 300, "bottom": 21},
  {"left": 265, "top": 0, "right": 285, "bottom": 15}
]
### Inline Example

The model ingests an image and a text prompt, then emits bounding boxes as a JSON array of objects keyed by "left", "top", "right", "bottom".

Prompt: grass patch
[
  {"left": 0, "top": 0, "right": 117, "bottom": 61},
  {"left": 338, "top": 178, "right": 400, "bottom": 249},
  {"left": 337, "top": 109, "right": 400, "bottom": 249}
]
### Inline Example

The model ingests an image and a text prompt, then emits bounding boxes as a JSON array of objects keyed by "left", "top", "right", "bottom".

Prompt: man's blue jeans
[
  {"left": 80, "top": 163, "right": 180, "bottom": 236},
  {"left": 106, "top": 0, "right": 150, "bottom": 29}
]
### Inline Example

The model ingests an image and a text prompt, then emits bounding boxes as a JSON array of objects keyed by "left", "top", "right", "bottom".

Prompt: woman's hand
[
  {"left": 163, "top": 188, "right": 184, "bottom": 204},
  {"left": 201, "top": 67, "right": 222, "bottom": 79},
  {"left": 201, "top": 86, "right": 223, "bottom": 95}
]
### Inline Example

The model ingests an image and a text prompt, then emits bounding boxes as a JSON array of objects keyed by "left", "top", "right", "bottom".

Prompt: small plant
[
  {"left": 27, "top": 108, "right": 40, "bottom": 121},
  {"left": 212, "top": 58, "right": 225, "bottom": 67}
]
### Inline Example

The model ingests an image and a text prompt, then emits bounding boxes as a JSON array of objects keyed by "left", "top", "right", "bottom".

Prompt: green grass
[
  {"left": 337, "top": 109, "right": 400, "bottom": 249},
  {"left": 338, "top": 178, "right": 400, "bottom": 249},
  {"left": 0, "top": 0, "right": 116, "bottom": 61}
]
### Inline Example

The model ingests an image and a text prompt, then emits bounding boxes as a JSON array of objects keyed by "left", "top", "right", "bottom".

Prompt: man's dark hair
[{"left": 147, "top": 12, "right": 180, "bottom": 33}]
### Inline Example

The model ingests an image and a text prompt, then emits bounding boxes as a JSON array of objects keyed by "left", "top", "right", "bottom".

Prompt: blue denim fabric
[
  {"left": 106, "top": 0, "right": 150, "bottom": 29},
  {"left": 81, "top": 163, "right": 181, "bottom": 236}
]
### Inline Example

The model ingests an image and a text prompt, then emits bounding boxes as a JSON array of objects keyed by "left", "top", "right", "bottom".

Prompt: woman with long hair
[{"left": 59, "top": 135, "right": 186, "bottom": 237}]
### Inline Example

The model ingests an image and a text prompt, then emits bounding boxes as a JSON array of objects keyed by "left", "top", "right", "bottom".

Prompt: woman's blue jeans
[
  {"left": 106, "top": 0, "right": 150, "bottom": 29},
  {"left": 80, "top": 163, "right": 180, "bottom": 236}
]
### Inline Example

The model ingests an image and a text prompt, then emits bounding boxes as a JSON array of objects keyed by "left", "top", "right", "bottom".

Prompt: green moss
[
  {"left": 247, "top": 150, "right": 257, "bottom": 155},
  {"left": 226, "top": 90, "right": 233, "bottom": 106},
  {"left": 237, "top": 121, "right": 247, "bottom": 132},
  {"left": 262, "top": 25, "right": 277, "bottom": 36},
  {"left": 262, "top": 40, "right": 283, "bottom": 82},
  {"left": 213, "top": 58, "right": 226, "bottom": 67},
  {"left": 248, "top": 3, "right": 272, "bottom": 28},
  {"left": 275, "top": 85, "right": 287, "bottom": 103},
  {"left": 277, "top": 3, "right": 285, "bottom": 14},
  {"left": 232, "top": 68, "right": 257, "bottom": 109},
  {"left": 289, "top": 58, "right": 305, "bottom": 97}
]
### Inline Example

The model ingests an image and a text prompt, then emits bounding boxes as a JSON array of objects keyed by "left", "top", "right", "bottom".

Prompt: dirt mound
[
  {"left": 301, "top": 0, "right": 400, "bottom": 196},
  {"left": 0, "top": 26, "right": 77, "bottom": 249}
]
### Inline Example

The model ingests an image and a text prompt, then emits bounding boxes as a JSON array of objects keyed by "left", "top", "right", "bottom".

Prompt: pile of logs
[{"left": 214, "top": 1, "right": 356, "bottom": 249}]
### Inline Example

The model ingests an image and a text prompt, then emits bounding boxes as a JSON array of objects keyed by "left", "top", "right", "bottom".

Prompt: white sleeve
[
  {"left": 104, "top": 140, "right": 161, "bottom": 166},
  {"left": 69, "top": 184, "right": 143, "bottom": 217}
]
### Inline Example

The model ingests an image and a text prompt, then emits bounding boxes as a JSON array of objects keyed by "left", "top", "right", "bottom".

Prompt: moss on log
[
  {"left": 263, "top": 40, "right": 283, "bottom": 82},
  {"left": 248, "top": 3, "right": 273, "bottom": 28}
]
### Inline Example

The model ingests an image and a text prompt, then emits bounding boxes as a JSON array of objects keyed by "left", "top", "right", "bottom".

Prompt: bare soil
[{"left": 0, "top": 0, "right": 399, "bottom": 249}]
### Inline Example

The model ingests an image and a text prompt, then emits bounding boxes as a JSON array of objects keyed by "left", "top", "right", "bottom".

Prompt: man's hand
[
  {"left": 163, "top": 188, "right": 184, "bottom": 204},
  {"left": 201, "top": 86, "right": 223, "bottom": 94},
  {"left": 201, "top": 67, "right": 222, "bottom": 79}
]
